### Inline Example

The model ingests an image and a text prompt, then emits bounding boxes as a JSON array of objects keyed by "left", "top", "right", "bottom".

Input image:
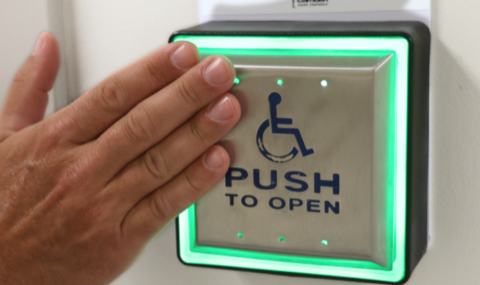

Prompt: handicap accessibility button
[
  {"left": 256, "top": 92, "right": 314, "bottom": 163},
  {"left": 194, "top": 53, "right": 400, "bottom": 268}
]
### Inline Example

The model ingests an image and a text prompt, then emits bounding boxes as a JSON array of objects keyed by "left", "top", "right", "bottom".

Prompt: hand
[{"left": 0, "top": 33, "right": 240, "bottom": 285}]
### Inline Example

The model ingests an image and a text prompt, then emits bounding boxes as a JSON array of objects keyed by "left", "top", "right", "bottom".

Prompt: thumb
[{"left": 0, "top": 32, "right": 60, "bottom": 133}]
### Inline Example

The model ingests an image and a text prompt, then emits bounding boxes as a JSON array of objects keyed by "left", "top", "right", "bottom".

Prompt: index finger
[{"left": 47, "top": 41, "right": 199, "bottom": 143}]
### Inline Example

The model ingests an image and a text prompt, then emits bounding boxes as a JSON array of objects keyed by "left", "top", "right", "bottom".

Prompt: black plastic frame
[{"left": 171, "top": 21, "right": 430, "bottom": 284}]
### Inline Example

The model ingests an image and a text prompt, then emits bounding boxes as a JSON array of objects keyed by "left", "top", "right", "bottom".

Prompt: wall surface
[
  {"left": 0, "top": 0, "right": 53, "bottom": 115},
  {"left": 1, "top": 0, "right": 480, "bottom": 284}
]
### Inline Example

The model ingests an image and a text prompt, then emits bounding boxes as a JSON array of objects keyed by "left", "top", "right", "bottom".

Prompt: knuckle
[
  {"left": 57, "top": 157, "right": 93, "bottom": 187},
  {"left": 150, "top": 193, "right": 173, "bottom": 222},
  {"left": 143, "top": 148, "right": 171, "bottom": 181},
  {"left": 12, "top": 71, "right": 26, "bottom": 85},
  {"left": 143, "top": 57, "right": 166, "bottom": 86},
  {"left": 184, "top": 170, "right": 203, "bottom": 195},
  {"left": 52, "top": 162, "right": 90, "bottom": 197},
  {"left": 38, "top": 122, "right": 64, "bottom": 148},
  {"left": 122, "top": 107, "right": 156, "bottom": 143},
  {"left": 97, "top": 76, "right": 129, "bottom": 113},
  {"left": 189, "top": 118, "right": 209, "bottom": 144},
  {"left": 176, "top": 77, "right": 202, "bottom": 108}
]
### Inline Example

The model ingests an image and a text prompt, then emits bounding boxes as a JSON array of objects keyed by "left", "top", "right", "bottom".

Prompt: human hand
[{"left": 0, "top": 33, "right": 240, "bottom": 285}]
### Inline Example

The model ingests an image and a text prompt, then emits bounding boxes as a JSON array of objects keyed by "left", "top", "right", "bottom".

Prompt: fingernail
[
  {"left": 171, "top": 44, "right": 198, "bottom": 69},
  {"left": 204, "top": 57, "right": 234, "bottom": 86},
  {"left": 33, "top": 33, "right": 47, "bottom": 56},
  {"left": 204, "top": 147, "right": 226, "bottom": 169},
  {"left": 208, "top": 96, "right": 235, "bottom": 122}
]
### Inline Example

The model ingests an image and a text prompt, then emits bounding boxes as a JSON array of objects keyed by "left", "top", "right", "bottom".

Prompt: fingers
[
  {"left": 0, "top": 33, "right": 59, "bottom": 133},
  {"left": 121, "top": 145, "right": 230, "bottom": 238},
  {"left": 50, "top": 41, "right": 199, "bottom": 143},
  {"left": 93, "top": 55, "right": 235, "bottom": 177},
  {"left": 106, "top": 94, "right": 240, "bottom": 210}
]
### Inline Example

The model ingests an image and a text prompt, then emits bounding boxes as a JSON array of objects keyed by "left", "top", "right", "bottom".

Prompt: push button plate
[{"left": 196, "top": 54, "right": 395, "bottom": 268}]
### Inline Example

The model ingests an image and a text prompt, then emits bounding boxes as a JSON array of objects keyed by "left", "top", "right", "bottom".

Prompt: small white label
[
  {"left": 293, "top": 0, "right": 329, "bottom": 8},
  {"left": 199, "top": 0, "right": 430, "bottom": 25}
]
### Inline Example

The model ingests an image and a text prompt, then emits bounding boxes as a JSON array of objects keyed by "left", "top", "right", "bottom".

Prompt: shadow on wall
[
  {"left": 59, "top": 0, "right": 81, "bottom": 106},
  {"left": 47, "top": 0, "right": 70, "bottom": 112},
  {"left": 413, "top": 1, "right": 480, "bottom": 284}
]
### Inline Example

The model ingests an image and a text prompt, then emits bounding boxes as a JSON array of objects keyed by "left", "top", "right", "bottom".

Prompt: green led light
[
  {"left": 238, "top": 232, "right": 244, "bottom": 238},
  {"left": 279, "top": 236, "right": 285, "bottom": 242},
  {"left": 174, "top": 35, "right": 409, "bottom": 283},
  {"left": 277, "top": 79, "right": 284, "bottom": 86},
  {"left": 321, "top": 80, "right": 328, "bottom": 87},
  {"left": 234, "top": 77, "right": 240, "bottom": 84},
  {"left": 322, "top": 240, "right": 329, "bottom": 246}
]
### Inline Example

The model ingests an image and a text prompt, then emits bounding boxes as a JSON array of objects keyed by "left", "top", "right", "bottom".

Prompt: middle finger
[
  {"left": 105, "top": 93, "right": 240, "bottom": 209},
  {"left": 91, "top": 56, "right": 235, "bottom": 178}
]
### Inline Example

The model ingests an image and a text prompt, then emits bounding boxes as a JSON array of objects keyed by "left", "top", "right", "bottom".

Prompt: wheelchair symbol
[{"left": 256, "top": 92, "right": 314, "bottom": 163}]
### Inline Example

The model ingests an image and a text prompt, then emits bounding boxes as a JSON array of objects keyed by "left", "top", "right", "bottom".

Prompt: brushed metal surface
[{"left": 195, "top": 54, "right": 395, "bottom": 267}]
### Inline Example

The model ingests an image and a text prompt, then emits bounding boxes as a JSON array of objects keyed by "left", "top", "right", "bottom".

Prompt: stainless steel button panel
[{"left": 195, "top": 54, "right": 395, "bottom": 267}]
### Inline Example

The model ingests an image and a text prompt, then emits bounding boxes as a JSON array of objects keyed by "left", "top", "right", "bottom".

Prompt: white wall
[
  {"left": 1, "top": 0, "right": 50, "bottom": 115},
  {"left": 1, "top": 0, "right": 480, "bottom": 284},
  {"left": 60, "top": 0, "right": 200, "bottom": 104}
]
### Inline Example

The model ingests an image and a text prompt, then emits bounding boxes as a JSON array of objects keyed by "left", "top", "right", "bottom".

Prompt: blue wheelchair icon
[{"left": 256, "top": 92, "right": 314, "bottom": 163}]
